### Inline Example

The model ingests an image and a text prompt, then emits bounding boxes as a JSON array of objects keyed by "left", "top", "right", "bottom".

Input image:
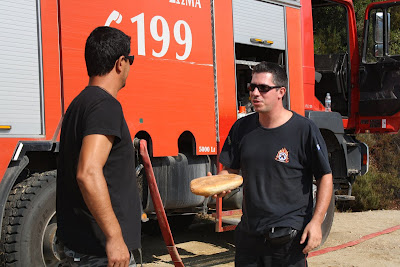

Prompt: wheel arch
[
  {"left": 305, "top": 111, "right": 348, "bottom": 179},
  {"left": 178, "top": 131, "right": 197, "bottom": 155},
  {"left": 0, "top": 141, "right": 58, "bottom": 240}
]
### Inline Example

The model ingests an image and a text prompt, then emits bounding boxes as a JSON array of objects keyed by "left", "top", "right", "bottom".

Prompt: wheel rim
[{"left": 41, "top": 212, "right": 60, "bottom": 266}]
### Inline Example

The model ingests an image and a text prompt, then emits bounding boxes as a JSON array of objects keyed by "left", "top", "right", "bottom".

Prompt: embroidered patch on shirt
[{"left": 275, "top": 148, "right": 289, "bottom": 163}]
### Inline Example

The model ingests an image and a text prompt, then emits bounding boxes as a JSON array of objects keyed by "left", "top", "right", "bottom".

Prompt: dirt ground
[
  {"left": 139, "top": 210, "right": 400, "bottom": 266},
  {"left": 308, "top": 210, "right": 400, "bottom": 267}
]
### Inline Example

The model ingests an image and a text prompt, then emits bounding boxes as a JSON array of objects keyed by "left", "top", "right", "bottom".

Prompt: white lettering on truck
[
  {"left": 105, "top": 11, "right": 193, "bottom": 60},
  {"left": 169, "top": 0, "right": 202, "bottom": 8}
]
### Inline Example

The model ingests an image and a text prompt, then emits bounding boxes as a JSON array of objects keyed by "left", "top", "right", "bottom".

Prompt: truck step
[
  {"left": 345, "top": 142, "right": 359, "bottom": 147},
  {"left": 221, "top": 214, "right": 242, "bottom": 225},
  {"left": 335, "top": 195, "right": 355, "bottom": 201}
]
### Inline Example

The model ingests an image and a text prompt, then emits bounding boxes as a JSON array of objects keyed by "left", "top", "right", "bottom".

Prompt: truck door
[
  {"left": 312, "top": 0, "right": 351, "bottom": 117},
  {"left": 359, "top": 1, "right": 400, "bottom": 132}
]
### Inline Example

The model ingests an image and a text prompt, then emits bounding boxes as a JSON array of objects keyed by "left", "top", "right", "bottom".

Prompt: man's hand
[
  {"left": 300, "top": 219, "right": 322, "bottom": 254},
  {"left": 205, "top": 172, "right": 232, "bottom": 199},
  {"left": 106, "top": 235, "right": 130, "bottom": 267}
]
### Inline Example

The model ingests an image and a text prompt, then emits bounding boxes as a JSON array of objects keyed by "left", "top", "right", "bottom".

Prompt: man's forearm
[
  {"left": 76, "top": 134, "right": 123, "bottom": 240},
  {"left": 312, "top": 173, "right": 333, "bottom": 224},
  {"left": 77, "top": 169, "right": 122, "bottom": 240},
  {"left": 300, "top": 173, "right": 333, "bottom": 253}
]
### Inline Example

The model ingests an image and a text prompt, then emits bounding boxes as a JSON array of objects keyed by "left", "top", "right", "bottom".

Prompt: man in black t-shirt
[
  {"left": 57, "top": 26, "right": 140, "bottom": 266},
  {"left": 216, "top": 62, "right": 333, "bottom": 266}
]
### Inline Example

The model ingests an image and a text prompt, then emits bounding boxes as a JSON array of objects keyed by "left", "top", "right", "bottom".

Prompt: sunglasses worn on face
[
  {"left": 124, "top": 55, "right": 135, "bottom": 65},
  {"left": 247, "top": 83, "right": 281, "bottom": 93}
]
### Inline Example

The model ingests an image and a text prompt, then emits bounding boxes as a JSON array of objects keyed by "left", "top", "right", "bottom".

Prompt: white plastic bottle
[{"left": 325, "top": 93, "right": 331, "bottom": 112}]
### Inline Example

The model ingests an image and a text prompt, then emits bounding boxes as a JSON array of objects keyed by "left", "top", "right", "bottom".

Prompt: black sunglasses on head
[
  {"left": 124, "top": 55, "right": 135, "bottom": 65},
  {"left": 247, "top": 83, "right": 282, "bottom": 93}
]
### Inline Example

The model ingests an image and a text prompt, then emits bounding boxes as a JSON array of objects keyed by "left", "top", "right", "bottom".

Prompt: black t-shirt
[
  {"left": 57, "top": 86, "right": 141, "bottom": 256},
  {"left": 219, "top": 111, "right": 331, "bottom": 235}
]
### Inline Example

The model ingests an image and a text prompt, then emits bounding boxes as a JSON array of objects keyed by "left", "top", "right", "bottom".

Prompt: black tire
[
  {"left": 1, "top": 171, "right": 59, "bottom": 266},
  {"left": 312, "top": 184, "right": 335, "bottom": 246}
]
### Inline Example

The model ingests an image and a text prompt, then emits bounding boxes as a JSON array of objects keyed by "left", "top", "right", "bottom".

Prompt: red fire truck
[{"left": 1, "top": 0, "right": 400, "bottom": 265}]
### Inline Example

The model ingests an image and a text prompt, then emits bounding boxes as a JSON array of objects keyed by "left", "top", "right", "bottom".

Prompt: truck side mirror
[
  {"left": 374, "top": 12, "right": 384, "bottom": 57},
  {"left": 374, "top": 12, "right": 384, "bottom": 44}
]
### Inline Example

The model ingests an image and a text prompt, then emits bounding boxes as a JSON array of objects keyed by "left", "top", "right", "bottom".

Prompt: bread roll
[{"left": 190, "top": 174, "right": 243, "bottom": 197}]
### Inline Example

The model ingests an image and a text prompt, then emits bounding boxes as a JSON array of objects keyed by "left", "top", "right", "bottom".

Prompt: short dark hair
[
  {"left": 85, "top": 26, "right": 131, "bottom": 77},
  {"left": 252, "top": 62, "right": 288, "bottom": 88}
]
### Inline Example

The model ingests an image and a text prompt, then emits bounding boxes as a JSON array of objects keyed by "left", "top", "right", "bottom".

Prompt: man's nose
[{"left": 251, "top": 87, "right": 261, "bottom": 96}]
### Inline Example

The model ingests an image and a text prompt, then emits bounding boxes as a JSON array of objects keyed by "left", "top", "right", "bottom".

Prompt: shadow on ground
[{"left": 138, "top": 217, "right": 236, "bottom": 266}]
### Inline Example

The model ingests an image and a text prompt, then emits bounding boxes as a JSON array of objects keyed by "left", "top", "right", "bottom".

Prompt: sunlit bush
[{"left": 340, "top": 134, "right": 400, "bottom": 211}]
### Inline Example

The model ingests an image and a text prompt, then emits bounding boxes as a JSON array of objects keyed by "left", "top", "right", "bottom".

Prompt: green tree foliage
[
  {"left": 348, "top": 133, "right": 400, "bottom": 211},
  {"left": 314, "top": 0, "right": 400, "bottom": 57},
  {"left": 346, "top": 167, "right": 400, "bottom": 211},
  {"left": 312, "top": 4, "right": 348, "bottom": 55},
  {"left": 313, "top": 5, "right": 348, "bottom": 54},
  {"left": 354, "top": 0, "right": 377, "bottom": 43},
  {"left": 359, "top": 133, "right": 400, "bottom": 177},
  {"left": 388, "top": 6, "right": 400, "bottom": 55},
  {"left": 354, "top": 0, "right": 400, "bottom": 57}
]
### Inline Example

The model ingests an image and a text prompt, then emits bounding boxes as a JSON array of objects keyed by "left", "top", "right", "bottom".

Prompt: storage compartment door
[
  {"left": 232, "top": 0, "right": 286, "bottom": 50},
  {"left": 0, "top": 0, "right": 44, "bottom": 136}
]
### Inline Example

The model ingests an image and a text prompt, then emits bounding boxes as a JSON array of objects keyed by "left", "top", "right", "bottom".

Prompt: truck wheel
[
  {"left": 312, "top": 184, "right": 335, "bottom": 246},
  {"left": 1, "top": 171, "right": 59, "bottom": 266}
]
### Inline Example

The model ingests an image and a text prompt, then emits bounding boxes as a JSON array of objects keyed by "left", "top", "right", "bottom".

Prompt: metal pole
[{"left": 139, "top": 139, "right": 185, "bottom": 267}]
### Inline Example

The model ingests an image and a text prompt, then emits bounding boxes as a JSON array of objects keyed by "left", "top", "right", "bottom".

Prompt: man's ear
[
  {"left": 278, "top": 86, "right": 286, "bottom": 99},
  {"left": 115, "top": 55, "right": 125, "bottom": 73}
]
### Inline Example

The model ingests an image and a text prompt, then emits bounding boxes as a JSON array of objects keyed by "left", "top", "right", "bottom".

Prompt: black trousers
[{"left": 235, "top": 228, "right": 308, "bottom": 267}]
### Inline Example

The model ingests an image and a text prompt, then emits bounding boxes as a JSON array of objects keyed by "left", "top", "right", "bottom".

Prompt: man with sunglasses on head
[
  {"left": 57, "top": 26, "right": 140, "bottom": 266},
  {"left": 216, "top": 62, "right": 333, "bottom": 266}
]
